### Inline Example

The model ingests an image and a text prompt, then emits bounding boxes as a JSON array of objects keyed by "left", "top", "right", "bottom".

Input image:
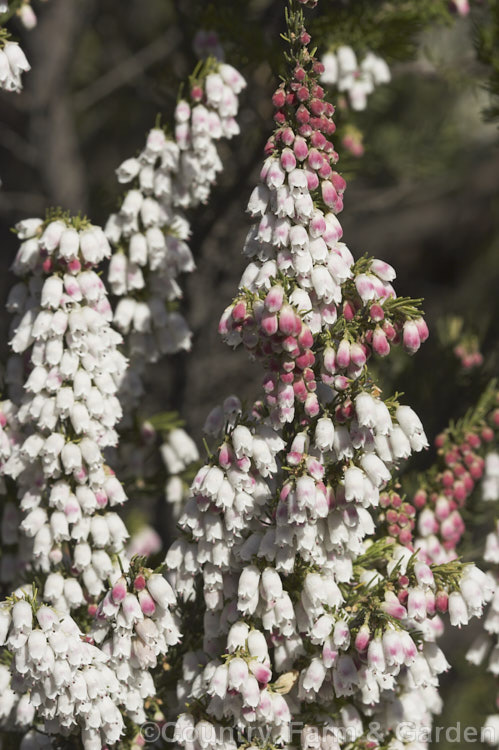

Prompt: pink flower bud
[
  {"left": 138, "top": 590, "right": 156, "bottom": 616},
  {"left": 293, "top": 378, "right": 308, "bottom": 402},
  {"left": 219, "top": 443, "right": 233, "bottom": 469},
  {"left": 370, "top": 303, "right": 384, "bottom": 322},
  {"left": 350, "top": 342, "right": 366, "bottom": 367},
  {"left": 310, "top": 131, "right": 326, "bottom": 149},
  {"left": 297, "top": 85, "right": 309, "bottom": 101},
  {"left": 382, "top": 320, "right": 396, "bottom": 341},
  {"left": 218, "top": 307, "right": 232, "bottom": 335},
  {"left": 331, "top": 172, "right": 346, "bottom": 195},
  {"left": 334, "top": 375, "right": 350, "bottom": 391},
  {"left": 191, "top": 85, "right": 203, "bottom": 101},
  {"left": 355, "top": 624, "right": 370, "bottom": 652},
  {"left": 68, "top": 258, "right": 81, "bottom": 273},
  {"left": 336, "top": 339, "right": 351, "bottom": 369},
  {"left": 371, "top": 258, "right": 396, "bottom": 281},
  {"left": 323, "top": 346, "right": 336, "bottom": 374},
  {"left": 436, "top": 591, "right": 449, "bottom": 613},
  {"left": 279, "top": 305, "right": 297, "bottom": 335},
  {"left": 293, "top": 136, "right": 309, "bottom": 161},
  {"left": 296, "top": 349, "right": 315, "bottom": 370},
  {"left": 381, "top": 598, "right": 407, "bottom": 620},
  {"left": 435, "top": 496, "right": 450, "bottom": 521},
  {"left": 415, "top": 316, "right": 429, "bottom": 342},
  {"left": 249, "top": 661, "right": 272, "bottom": 684},
  {"left": 307, "top": 148, "right": 324, "bottom": 171},
  {"left": 403, "top": 321, "right": 421, "bottom": 354},
  {"left": 282, "top": 336, "right": 300, "bottom": 356},
  {"left": 277, "top": 383, "right": 294, "bottom": 408},
  {"left": 298, "top": 326, "right": 314, "bottom": 349},
  {"left": 407, "top": 587, "right": 427, "bottom": 621},
  {"left": 304, "top": 392, "right": 320, "bottom": 417},
  {"left": 343, "top": 300, "right": 356, "bottom": 321},
  {"left": 372, "top": 327, "right": 390, "bottom": 357},
  {"left": 281, "top": 148, "right": 297, "bottom": 172},
  {"left": 309, "top": 211, "right": 326, "bottom": 238},
  {"left": 321, "top": 180, "right": 340, "bottom": 211},
  {"left": 272, "top": 89, "right": 286, "bottom": 108},
  {"left": 261, "top": 313, "right": 278, "bottom": 336},
  {"left": 112, "top": 577, "right": 127, "bottom": 604},
  {"left": 318, "top": 162, "right": 332, "bottom": 180},
  {"left": 296, "top": 105, "right": 310, "bottom": 125},
  {"left": 134, "top": 574, "right": 146, "bottom": 591},
  {"left": 265, "top": 286, "right": 284, "bottom": 313},
  {"left": 232, "top": 300, "right": 247, "bottom": 322}
]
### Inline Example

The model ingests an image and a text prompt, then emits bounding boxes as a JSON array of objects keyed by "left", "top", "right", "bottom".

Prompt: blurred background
[{"left": 0, "top": 0, "right": 498, "bottom": 744}]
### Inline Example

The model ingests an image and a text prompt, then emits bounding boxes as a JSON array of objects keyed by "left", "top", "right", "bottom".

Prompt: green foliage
[
  {"left": 475, "top": 0, "right": 499, "bottom": 121},
  {"left": 311, "top": 0, "right": 454, "bottom": 62}
]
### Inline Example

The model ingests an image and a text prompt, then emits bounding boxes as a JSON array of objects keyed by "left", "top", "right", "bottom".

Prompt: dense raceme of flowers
[
  {"left": 462, "top": 399, "right": 499, "bottom": 742},
  {"left": 320, "top": 46, "right": 390, "bottom": 112},
  {"left": 409, "top": 385, "right": 499, "bottom": 566},
  {"left": 0, "top": 215, "right": 183, "bottom": 745},
  {"left": 102, "top": 57, "right": 241, "bottom": 537},
  {"left": 0, "top": 587, "right": 124, "bottom": 748},
  {"left": 2, "top": 215, "right": 129, "bottom": 600},
  {"left": 164, "top": 4, "right": 493, "bottom": 749},
  {"left": 90, "top": 560, "right": 181, "bottom": 728},
  {"left": 466, "top": 501, "right": 499, "bottom": 744},
  {"left": 105, "top": 58, "right": 246, "bottom": 413}
]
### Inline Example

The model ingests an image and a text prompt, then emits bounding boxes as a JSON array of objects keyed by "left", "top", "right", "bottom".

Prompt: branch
[
  {"left": 72, "top": 27, "right": 181, "bottom": 113},
  {"left": 0, "top": 122, "right": 37, "bottom": 165},
  {"left": 0, "top": 190, "right": 47, "bottom": 214},
  {"left": 26, "top": 0, "right": 88, "bottom": 213}
]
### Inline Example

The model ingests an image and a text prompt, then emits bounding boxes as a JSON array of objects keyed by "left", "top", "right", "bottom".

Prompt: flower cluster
[
  {"left": 0, "top": 589, "right": 124, "bottom": 749},
  {"left": 0, "top": 212, "right": 186, "bottom": 742},
  {"left": 0, "top": 40, "right": 30, "bottom": 93},
  {"left": 105, "top": 59, "right": 246, "bottom": 409},
  {"left": 463, "top": 399, "right": 499, "bottom": 739},
  {"left": 3, "top": 215, "right": 129, "bottom": 606},
  {"left": 90, "top": 562, "right": 181, "bottom": 727},
  {"left": 454, "top": 339, "right": 484, "bottom": 371},
  {"left": 165, "top": 7, "right": 491, "bottom": 749},
  {"left": 162, "top": 427, "right": 200, "bottom": 518},
  {"left": 465, "top": 513, "right": 499, "bottom": 742},
  {"left": 410, "top": 386, "right": 499, "bottom": 564},
  {"left": 342, "top": 126, "right": 365, "bottom": 157},
  {"left": 320, "top": 46, "right": 391, "bottom": 111},
  {"left": 220, "top": 55, "right": 427, "bottom": 428}
]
